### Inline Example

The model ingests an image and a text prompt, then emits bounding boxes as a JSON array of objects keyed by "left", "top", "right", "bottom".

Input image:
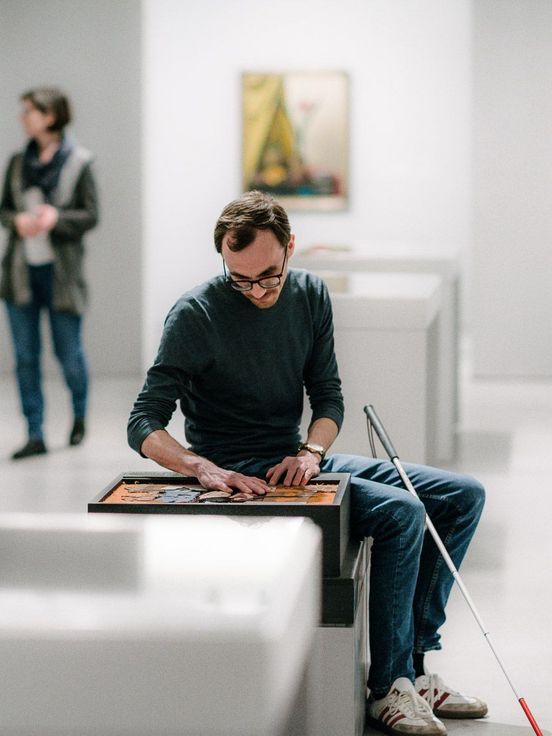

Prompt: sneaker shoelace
[
  {"left": 422, "top": 673, "right": 459, "bottom": 709},
  {"left": 393, "top": 688, "right": 434, "bottom": 720}
]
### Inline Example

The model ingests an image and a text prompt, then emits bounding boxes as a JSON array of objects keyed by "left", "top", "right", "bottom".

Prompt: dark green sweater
[{"left": 128, "top": 269, "right": 344, "bottom": 467}]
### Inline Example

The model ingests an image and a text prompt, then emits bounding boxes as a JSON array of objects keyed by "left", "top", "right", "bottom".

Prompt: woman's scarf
[{"left": 22, "top": 136, "right": 73, "bottom": 201}]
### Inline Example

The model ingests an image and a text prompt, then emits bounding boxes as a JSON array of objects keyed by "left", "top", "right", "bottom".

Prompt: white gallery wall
[
  {"left": 2, "top": 1, "right": 551, "bottom": 381},
  {"left": 472, "top": 0, "right": 552, "bottom": 376},
  {"left": 0, "top": 0, "right": 142, "bottom": 375},
  {"left": 142, "top": 0, "right": 473, "bottom": 364}
]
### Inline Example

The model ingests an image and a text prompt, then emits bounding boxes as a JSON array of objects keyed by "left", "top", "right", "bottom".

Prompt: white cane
[{"left": 364, "top": 404, "right": 543, "bottom": 736}]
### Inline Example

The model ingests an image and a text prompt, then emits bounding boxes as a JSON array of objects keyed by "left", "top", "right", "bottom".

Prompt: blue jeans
[
  {"left": 227, "top": 452, "right": 485, "bottom": 697},
  {"left": 5, "top": 264, "right": 88, "bottom": 440}
]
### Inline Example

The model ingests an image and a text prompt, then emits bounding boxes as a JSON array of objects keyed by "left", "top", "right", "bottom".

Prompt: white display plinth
[
  {"left": 303, "top": 539, "right": 370, "bottom": 736},
  {"left": 0, "top": 513, "right": 321, "bottom": 736},
  {"left": 293, "top": 244, "right": 460, "bottom": 462},
  {"left": 301, "top": 272, "right": 442, "bottom": 464}
]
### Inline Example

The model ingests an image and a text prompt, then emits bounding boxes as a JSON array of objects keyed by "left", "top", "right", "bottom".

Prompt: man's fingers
[
  {"left": 294, "top": 467, "right": 308, "bottom": 487},
  {"left": 192, "top": 459, "right": 319, "bottom": 495},
  {"left": 283, "top": 464, "right": 319, "bottom": 487},
  {"left": 300, "top": 467, "right": 313, "bottom": 486},
  {"left": 283, "top": 466, "right": 298, "bottom": 486},
  {"left": 203, "top": 479, "right": 233, "bottom": 493},
  {"left": 266, "top": 464, "right": 285, "bottom": 485},
  {"left": 230, "top": 474, "right": 268, "bottom": 496},
  {"left": 197, "top": 466, "right": 269, "bottom": 496},
  {"left": 242, "top": 480, "right": 267, "bottom": 496}
]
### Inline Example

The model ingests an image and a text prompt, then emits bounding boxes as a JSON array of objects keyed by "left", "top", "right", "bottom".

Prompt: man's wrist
[
  {"left": 297, "top": 441, "right": 326, "bottom": 461},
  {"left": 183, "top": 453, "right": 212, "bottom": 475}
]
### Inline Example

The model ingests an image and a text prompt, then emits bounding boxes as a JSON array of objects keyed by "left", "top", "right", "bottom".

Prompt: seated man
[{"left": 128, "top": 190, "right": 487, "bottom": 736}]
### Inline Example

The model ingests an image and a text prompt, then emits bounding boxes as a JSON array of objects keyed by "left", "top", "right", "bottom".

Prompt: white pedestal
[
  {"left": 293, "top": 244, "right": 460, "bottom": 462},
  {"left": 0, "top": 513, "right": 321, "bottom": 736},
  {"left": 302, "top": 272, "right": 442, "bottom": 464},
  {"left": 303, "top": 539, "right": 370, "bottom": 736}
]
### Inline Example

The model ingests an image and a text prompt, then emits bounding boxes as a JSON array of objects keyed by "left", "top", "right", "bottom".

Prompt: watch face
[
  {"left": 308, "top": 444, "right": 324, "bottom": 453},
  {"left": 302, "top": 443, "right": 325, "bottom": 457}
]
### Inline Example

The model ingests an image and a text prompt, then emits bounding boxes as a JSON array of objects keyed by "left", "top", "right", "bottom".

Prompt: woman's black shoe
[
  {"left": 69, "top": 417, "right": 86, "bottom": 446},
  {"left": 11, "top": 439, "right": 47, "bottom": 460}
]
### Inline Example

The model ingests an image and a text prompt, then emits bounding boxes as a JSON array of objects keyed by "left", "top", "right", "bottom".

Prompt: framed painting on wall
[{"left": 242, "top": 71, "right": 349, "bottom": 211}]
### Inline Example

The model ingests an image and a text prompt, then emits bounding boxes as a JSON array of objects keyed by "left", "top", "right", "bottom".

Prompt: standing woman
[{"left": 0, "top": 87, "right": 99, "bottom": 459}]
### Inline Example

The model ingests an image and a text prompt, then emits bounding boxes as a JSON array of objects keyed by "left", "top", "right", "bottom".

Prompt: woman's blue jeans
[
  {"left": 227, "top": 452, "right": 485, "bottom": 697},
  {"left": 5, "top": 264, "right": 88, "bottom": 440}
]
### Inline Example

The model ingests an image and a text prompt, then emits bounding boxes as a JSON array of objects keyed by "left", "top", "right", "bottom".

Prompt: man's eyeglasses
[{"left": 223, "top": 249, "right": 288, "bottom": 292}]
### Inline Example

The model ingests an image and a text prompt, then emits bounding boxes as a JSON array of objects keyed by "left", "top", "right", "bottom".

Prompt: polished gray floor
[
  {"left": 421, "top": 365, "right": 552, "bottom": 736},
  {"left": 0, "top": 359, "right": 550, "bottom": 735}
]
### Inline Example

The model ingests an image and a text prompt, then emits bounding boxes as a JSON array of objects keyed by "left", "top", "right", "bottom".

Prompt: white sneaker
[
  {"left": 415, "top": 673, "right": 488, "bottom": 719},
  {"left": 368, "top": 677, "right": 447, "bottom": 735}
]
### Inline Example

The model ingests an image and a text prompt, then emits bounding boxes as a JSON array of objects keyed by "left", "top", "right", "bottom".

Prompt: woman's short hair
[
  {"left": 214, "top": 190, "right": 291, "bottom": 253},
  {"left": 21, "top": 87, "right": 72, "bottom": 132}
]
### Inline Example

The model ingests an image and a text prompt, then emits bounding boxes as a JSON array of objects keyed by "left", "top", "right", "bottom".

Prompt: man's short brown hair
[{"left": 214, "top": 190, "right": 291, "bottom": 253}]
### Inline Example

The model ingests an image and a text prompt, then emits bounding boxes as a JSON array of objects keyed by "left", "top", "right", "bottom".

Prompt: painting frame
[{"left": 241, "top": 70, "right": 349, "bottom": 211}]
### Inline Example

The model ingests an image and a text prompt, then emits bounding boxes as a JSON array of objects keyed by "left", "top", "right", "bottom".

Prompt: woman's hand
[
  {"left": 34, "top": 204, "right": 59, "bottom": 232},
  {"left": 14, "top": 212, "right": 40, "bottom": 238}
]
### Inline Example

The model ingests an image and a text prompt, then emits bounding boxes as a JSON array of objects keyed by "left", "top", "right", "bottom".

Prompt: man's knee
[
  {"left": 350, "top": 481, "right": 426, "bottom": 540},
  {"left": 384, "top": 492, "right": 426, "bottom": 535},
  {"left": 463, "top": 475, "right": 485, "bottom": 516},
  {"left": 450, "top": 473, "right": 486, "bottom": 520}
]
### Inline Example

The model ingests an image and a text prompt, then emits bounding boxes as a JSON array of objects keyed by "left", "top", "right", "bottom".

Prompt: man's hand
[
  {"left": 140, "top": 429, "right": 269, "bottom": 495},
  {"left": 194, "top": 460, "right": 269, "bottom": 496},
  {"left": 266, "top": 452, "right": 321, "bottom": 487}
]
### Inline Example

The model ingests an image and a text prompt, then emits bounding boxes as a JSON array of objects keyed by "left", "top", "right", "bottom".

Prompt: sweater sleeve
[
  {"left": 52, "top": 163, "right": 99, "bottom": 240},
  {"left": 127, "top": 364, "right": 189, "bottom": 456},
  {"left": 303, "top": 279, "right": 344, "bottom": 431},
  {"left": 0, "top": 156, "right": 18, "bottom": 231},
  {"left": 127, "top": 298, "right": 209, "bottom": 455}
]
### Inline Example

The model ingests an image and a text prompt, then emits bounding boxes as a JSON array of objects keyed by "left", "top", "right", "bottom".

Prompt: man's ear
[{"left": 288, "top": 233, "right": 296, "bottom": 257}]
